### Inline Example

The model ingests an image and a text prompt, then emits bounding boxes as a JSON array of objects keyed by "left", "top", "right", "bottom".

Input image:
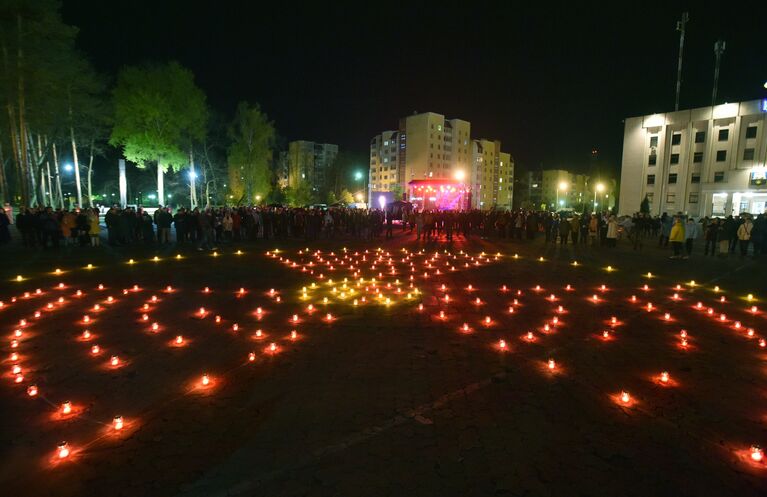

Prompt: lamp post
[
  {"left": 556, "top": 181, "right": 568, "bottom": 210},
  {"left": 594, "top": 182, "right": 605, "bottom": 212},
  {"left": 354, "top": 170, "right": 364, "bottom": 203}
]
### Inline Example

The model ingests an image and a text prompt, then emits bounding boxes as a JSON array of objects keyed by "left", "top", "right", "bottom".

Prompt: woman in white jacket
[{"left": 737, "top": 217, "right": 753, "bottom": 257}]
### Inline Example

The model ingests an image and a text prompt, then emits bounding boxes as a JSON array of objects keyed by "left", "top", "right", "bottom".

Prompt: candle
[
  {"left": 110, "top": 355, "right": 120, "bottom": 366},
  {"left": 57, "top": 442, "right": 70, "bottom": 459},
  {"left": 499, "top": 339, "right": 507, "bottom": 349},
  {"left": 548, "top": 358, "right": 556, "bottom": 370},
  {"left": 202, "top": 373, "right": 210, "bottom": 386},
  {"left": 62, "top": 401, "right": 72, "bottom": 415},
  {"left": 620, "top": 391, "right": 630, "bottom": 404},
  {"left": 175, "top": 335, "right": 184, "bottom": 344},
  {"left": 113, "top": 415, "right": 124, "bottom": 430},
  {"left": 660, "top": 371, "right": 669, "bottom": 383},
  {"left": 91, "top": 345, "right": 100, "bottom": 355},
  {"left": 751, "top": 445, "right": 763, "bottom": 462},
  {"left": 248, "top": 352, "right": 256, "bottom": 362},
  {"left": 27, "top": 385, "right": 38, "bottom": 396}
]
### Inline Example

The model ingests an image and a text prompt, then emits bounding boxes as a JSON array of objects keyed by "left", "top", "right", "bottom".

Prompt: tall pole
[
  {"left": 674, "top": 12, "right": 689, "bottom": 111},
  {"left": 711, "top": 40, "right": 726, "bottom": 107}
]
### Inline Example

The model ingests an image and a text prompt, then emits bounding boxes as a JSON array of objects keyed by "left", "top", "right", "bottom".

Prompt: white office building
[{"left": 619, "top": 99, "right": 767, "bottom": 217}]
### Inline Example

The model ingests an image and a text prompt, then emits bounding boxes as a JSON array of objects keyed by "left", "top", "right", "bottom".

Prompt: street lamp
[
  {"left": 594, "top": 182, "right": 605, "bottom": 211},
  {"left": 556, "top": 181, "right": 568, "bottom": 210},
  {"left": 454, "top": 170, "right": 466, "bottom": 182},
  {"left": 354, "top": 170, "right": 365, "bottom": 203},
  {"left": 63, "top": 163, "right": 74, "bottom": 172}
]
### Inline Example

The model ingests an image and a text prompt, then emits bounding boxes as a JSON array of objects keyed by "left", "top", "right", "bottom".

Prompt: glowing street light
[
  {"left": 556, "top": 181, "right": 568, "bottom": 209},
  {"left": 594, "top": 182, "right": 605, "bottom": 210},
  {"left": 454, "top": 169, "right": 466, "bottom": 182}
]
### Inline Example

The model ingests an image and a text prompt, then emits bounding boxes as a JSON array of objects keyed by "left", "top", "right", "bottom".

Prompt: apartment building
[{"left": 287, "top": 141, "right": 339, "bottom": 193}]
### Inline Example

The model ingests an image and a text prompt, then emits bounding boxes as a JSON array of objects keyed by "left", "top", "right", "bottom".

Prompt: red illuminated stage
[{"left": 408, "top": 179, "right": 469, "bottom": 211}]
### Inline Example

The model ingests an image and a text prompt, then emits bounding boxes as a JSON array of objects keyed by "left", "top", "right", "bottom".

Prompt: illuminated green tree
[
  {"left": 227, "top": 101, "right": 274, "bottom": 204},
  {"left": 110, "top": 62, "right": 207, "bottom": 203}
]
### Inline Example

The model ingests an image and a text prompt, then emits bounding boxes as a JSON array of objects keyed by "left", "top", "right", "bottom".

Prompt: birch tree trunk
[
  {"left": 26, "top": 127, "right": 38, "bottom": 206},
  {"left": 52, "top": 142, "right": 64, "bottom": 209},
  {"left": 43, "top": 136, "right": 53, "bottom": 206},
  {"left": 188, "top": 149, "right": 197, "bottom": 209},
  {"left": 0, "top": 142, "right": 8, "bottom": 204},
  {"left": 68, "top": 103, "right": 83, "bottom": 207},
  {"left": 2, "top": 42, "right": 22, "bottom": 205},
  {"left": 87, "top": 139, "right": 94, "bottom": 207},
  {"left": 16, "top": 14, "right": 30, "bottom": 206},
  {"left": 157, "top": 160, "right": 164, "bottom": 205}
]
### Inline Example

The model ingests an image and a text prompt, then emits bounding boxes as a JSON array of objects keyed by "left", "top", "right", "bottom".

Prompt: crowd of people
[{"left": 1, "top": 204, "right": 764, "bottom": 258}]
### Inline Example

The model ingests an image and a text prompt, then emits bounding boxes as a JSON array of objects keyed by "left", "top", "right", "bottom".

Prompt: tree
[
  {"left": 325, "top": 150, "right": 366, "bottom": 200},
  {"left": 110, "top": 62, "right": 206, "bottom": 204},
  {"left": 0, "top": 0, "right": 78, "bottom": 206},
  {"left": 227, "top": 102, "right": 275, "bottom": 204},
  {"left": 640, "top": 194, "right": 650, "bottom": 215},
  {"left": 338, "top": 188, "right": 354, "bottom": 204},
  {"left": 284, "top": 182, "right": 314, "bottom": 207}
]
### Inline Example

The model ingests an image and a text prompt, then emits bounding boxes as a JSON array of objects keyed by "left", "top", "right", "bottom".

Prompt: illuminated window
[{"left": 750, "top": 170, "right": 766, "bottom": 186}]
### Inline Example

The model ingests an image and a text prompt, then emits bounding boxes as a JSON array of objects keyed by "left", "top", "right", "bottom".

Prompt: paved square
[{"left": 1, "top": 238, "right": 765, "bottom": 496}]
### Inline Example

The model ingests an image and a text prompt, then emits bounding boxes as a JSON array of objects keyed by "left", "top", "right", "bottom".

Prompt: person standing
[
  {"left": 737, "top": 216, "right": 754, "bottom": 257},
  {"left": 669, "top": 216, "right": 686, "bottom": 259},
  {"left": 684, "top": 217, "right": 699, "bottom": 259},
  {"left": 87, "top": 208, "right": 100, "bottom": 247},
  {"left": 569, "top": 214, "right": 580, "bottom": 244},
  {"left": 606, "top": 215, "right": 619, "bottom": 247},
  {"left": 704, "top": 218, "right": 718, "bottom": 256}
]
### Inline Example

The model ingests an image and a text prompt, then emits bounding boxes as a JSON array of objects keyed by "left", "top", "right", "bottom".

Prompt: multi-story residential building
[
  {"left": 369, "top": 131, "right": 402, "bottom": 195},
  {"left": 286, "top": 141, "right": 339, "bottom": 193},
  {"left": 369, "top": 112, "right": 472, "bottom": 200},
  {"left": 619, "top": 99, "right": 767, "bottom": 217},
  {"left": 470, "top": 139, "right": 513, "bottom": 209},
  {"left": 539, "top": 169, "right": 591, "bottom": 209},
  {"left": 369, "top": 112, "right": 513, "bottom": 209}
]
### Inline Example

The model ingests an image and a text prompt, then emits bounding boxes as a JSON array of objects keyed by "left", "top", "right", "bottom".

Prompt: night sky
[{"left": 62, "top": 1, "right": 767, "bottom": 177}]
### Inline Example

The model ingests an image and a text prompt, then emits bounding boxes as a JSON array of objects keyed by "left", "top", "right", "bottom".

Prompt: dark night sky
[{"left": 61, "top": 1, "right": 767, "bottom": 176}]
